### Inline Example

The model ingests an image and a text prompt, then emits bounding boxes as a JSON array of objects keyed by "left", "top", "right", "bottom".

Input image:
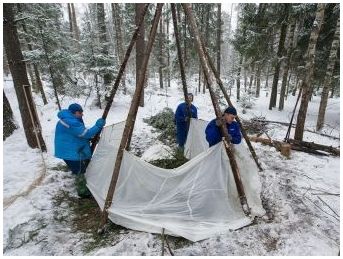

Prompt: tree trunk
[
  {"left": 112, "top": 3, "right": 126, "bottom": 94},
  {"left": 285, "top": 71, "right": 292, "bottom": 100},
  {"left": 71, "top": 3, "right": 80, "bottom": 47},
  {"left": 166, "top": 4, "right": 171, "bottom": 88},
  {"left": 203, "top": 5, "right": 211, "bottom": 94},
  {"left": 3, "top": 90, "right": 18, "bottom": 140},
  {"left": 294, "top": 4, "right": 325, "bottom": 141},
  {"left": 236, "top": 55, "right": 243, "bottom": 100},
  {"left": 158, "top": 11, "right": 164, "bottom": 89},
  {"left": 279, "top": 17, "right": 296, "bottom": 111},
  {"left": 3, "top": 4, "right": 47, "bottom": 151},
  {"left": 269, "top": 4, "right": 289, "bottom": 110},
  {"left": 244, "top": 61, "right": 247, "bottom": 92},
  {"left": 264, "top": 63, "right": 270, "bottom": 89},
  {"left": 255, "top": 64, "right": 261, "bottom": 97},
  {"left": 216, "top": 3, "right": 221, "bottom": 77},
  {"left": 67, "top": 3, "right": 73, "bottom": 34},
  {"left": 136, "top": 4, "right": 145, "bottom": 107},
  {"left": 97, "top": 3, "right": 112, "bottom": 86},
  {"left": 316, "top": 17, "right": 340, "bottom": 131},
  {"left": 183, "top": 8, "right": 188, "bottom": 69},
  {"left": 248, "top": 62, "right": 255, "bottom": 94}
]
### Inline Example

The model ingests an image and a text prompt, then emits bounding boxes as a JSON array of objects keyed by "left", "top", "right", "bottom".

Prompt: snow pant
[
  {"left": 63, "top": 159, "right": 91, "bottom": 198},
  {"left": 176, "top": 122, "right": 188, "bottom": 148},
  {"left": 63, "top": 159, "right": 90, "bottom": 175}
]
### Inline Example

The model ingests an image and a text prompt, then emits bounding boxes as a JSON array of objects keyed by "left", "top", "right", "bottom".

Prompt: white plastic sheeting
[
  {"left": 86, "top": 119, "right": 265, "bottom": 242},
  {"left": 185, "top": 119, "right": 266, "bottom": 217}
]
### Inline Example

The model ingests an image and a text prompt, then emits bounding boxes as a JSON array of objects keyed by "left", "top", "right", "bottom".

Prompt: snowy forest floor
[{"left": 3, "top": 75, "right": 340, "bottom": 255}]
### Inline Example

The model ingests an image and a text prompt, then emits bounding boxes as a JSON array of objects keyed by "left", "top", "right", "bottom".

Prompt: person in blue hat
[
  {"left": 174, "top": 93, "right": 198, "bottom": 149},
  {"left": 205, "top": 106, "right": 241, "bottom": 147},
  {"left": 54, "top": 103, "right": 106, "bottom": 175}
]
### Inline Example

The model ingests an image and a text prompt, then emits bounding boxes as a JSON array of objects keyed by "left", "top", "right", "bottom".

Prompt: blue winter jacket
[
  {"left": 205, "top": 119, "right": 241, "bottom": 147},
  {"left": 175, "top": 102, "right": 198, "bottom": 146},
  {"left": 54, "top": 109, "right": 102, "bottom": 161}
]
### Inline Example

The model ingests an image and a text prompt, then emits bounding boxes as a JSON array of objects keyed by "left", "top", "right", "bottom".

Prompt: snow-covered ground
[{"left": 2, "top": 75, "right": 340, "bottom": 255}]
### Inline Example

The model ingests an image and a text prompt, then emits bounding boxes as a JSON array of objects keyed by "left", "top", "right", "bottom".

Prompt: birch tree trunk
[
  {"left": 294, "top": 4, "right": 325, "bottom": 141},
  {"left": 316, "top": 17, "right": 340, "bottom": 131}
]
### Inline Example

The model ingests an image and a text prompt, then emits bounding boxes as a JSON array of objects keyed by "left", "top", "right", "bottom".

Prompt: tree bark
[
  {"left": 255, "top": 63, "right": 261, "bottom": 97},
  {"left": 236, "top": 55, "right": 243, "bottom": 100},
  {"left": 294, "top": 4, "right": 325, "bottom": 141},
  {"left": 112, "top": 3, "right": 126, "bottom": 94},
  {"left": 166, "top": 3, "right": 171, "bottom": 88},
  {"left": 67, "top": 4, "right": 73, "bottom": 34},
  {"left": 136, "top": 4, "right": 145, "bottom": 107},
  {"left": 97, "top": 3, "right": 112, "bottom": 86},
  {"left": 269, "top": 4, "right": 289, "bottom": 110},
  {"left": 3, "top": 90, "right": 18, "bottom": 140},
  {"left": 279, "top": 17, "right": 296, "bottom": 111},
  {"left": 3, "top": 4, "right": 47, "bottom": 151},
  {"left": 248, "top": 62, "right": 255, "bottom": 94},
  {"left": 216, "top": 4, "right": 221, "bottom": 77},
  {"left": 316, "top": 17, "right": 340, "bottom": 131},
  {"left": 71, "top": 3, "right": 80, "bottom": 48},
  {"left": 158, "top": 10, "right": 164, "bottom": 89}
]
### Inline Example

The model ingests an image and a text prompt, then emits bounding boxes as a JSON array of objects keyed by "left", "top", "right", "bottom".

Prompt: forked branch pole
[
  {"left": 182, "top": 3, "right": 249, "bottom": 213},
  {"left": 98, "top": 4, "right": 163, "bottom": 231}
]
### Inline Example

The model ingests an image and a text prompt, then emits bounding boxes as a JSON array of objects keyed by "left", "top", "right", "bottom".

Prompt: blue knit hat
[
  {"left": 224, "top": 106, "right": 237, "bottom": 116},
  {"left": 68, "top": 103, "right": 83, "bottom": 114}
]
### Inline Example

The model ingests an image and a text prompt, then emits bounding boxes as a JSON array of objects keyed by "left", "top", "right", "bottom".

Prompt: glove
[
  {"left": 95, "top": 118, "right": 106, "bottom": 128},
  {"left": 215, "top": 118, "right": 225, "bottom": 127}
]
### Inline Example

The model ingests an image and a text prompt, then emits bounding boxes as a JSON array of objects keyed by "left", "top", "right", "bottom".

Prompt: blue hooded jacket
[
  {"left": 175, "top": 102, "right": 198, "bottom": 146},
  {"left": 54, "top": 109, "right": 102, "bottom": 161},
  {"left": 205, "top": 119, "right": 241, "bottom": 147}
]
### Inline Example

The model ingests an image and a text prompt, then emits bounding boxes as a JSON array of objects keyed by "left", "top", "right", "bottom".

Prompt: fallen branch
[
  {"left": 287, "top": 139, "right": 340, "bottom": 156},
  {"left": 249, "top": 136, "right": 339, "bottom": 157},
  {"left": 253, "top": 119, "right": 340, "bottom": 140},
  {"left": 317, "top": 196, "right": 340, "bottom": 218}
]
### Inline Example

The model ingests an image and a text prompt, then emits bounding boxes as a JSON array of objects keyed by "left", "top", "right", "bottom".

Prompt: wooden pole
[
  {"left": 199, "top": 33, "right": 263, "bottom": 171},
  {"left": 285, "top": 86, "right": 302, "bottom": 142},
  {"left": 98, "top": 4, "right": 163, "bottom": 231},
  {"left": 182, "top": 3, "right": 249, "bottom": 214},
  {"left": 90, "top": 4, "right": 150, "bottom": 153},
  {"left": 171, "top": 4, "right": 192, "bottom": 127}
]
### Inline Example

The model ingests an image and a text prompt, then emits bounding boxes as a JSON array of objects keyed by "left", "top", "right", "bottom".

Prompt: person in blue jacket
[
  {"left": 174, "top": 93, "right": 198, "bottom": 149},
  {"left": 205, "top": 106, "right": 241, "bottom": 147},
  {"left": 54, "top": 103, "right": 106, "bottom": 175}
]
